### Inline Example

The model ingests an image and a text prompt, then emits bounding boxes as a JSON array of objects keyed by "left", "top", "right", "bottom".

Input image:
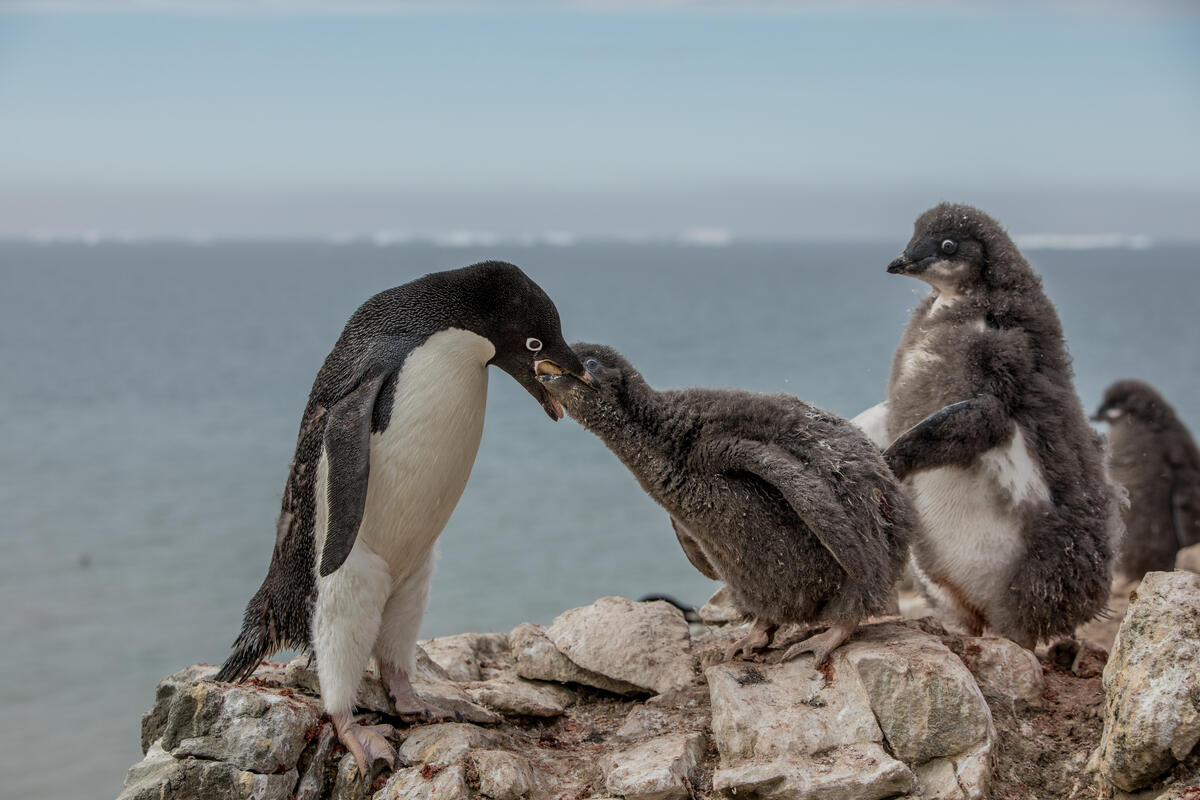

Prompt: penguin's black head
[
  {"left": 886, "top": 204, "right": 1027, "bottom": 297},
  {"left": 1092, "top": 379, "right": 1173, "bottom": 426},
  {"left": 461, "top": 261, "right": 594, "bottom": 420},
  {"left": 537, "top": 342, "right": 634, "bottom": 420}
]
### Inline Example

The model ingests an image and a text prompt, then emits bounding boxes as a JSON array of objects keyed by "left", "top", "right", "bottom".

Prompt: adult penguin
[{"left": 215, "top": 261, "right": 591, "bottom": 772}]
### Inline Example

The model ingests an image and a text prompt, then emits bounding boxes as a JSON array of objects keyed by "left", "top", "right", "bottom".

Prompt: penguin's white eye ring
[
  {"left": 525, "top": 338, "right": 542, "bottom": 352},
  {"left": 584, "top": 358, "right": 601, "bottom": 372},
  {"left": 941, "top": 239, "right": 958, "bottom": 255}
]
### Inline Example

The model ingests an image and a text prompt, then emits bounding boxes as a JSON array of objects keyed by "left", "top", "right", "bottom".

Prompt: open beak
[{"left": 535, "top": 358, "right": 597, "bottom": 389}]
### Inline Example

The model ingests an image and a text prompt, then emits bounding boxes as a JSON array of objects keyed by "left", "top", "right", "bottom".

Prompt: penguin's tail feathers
[{"left": 214, "top": 589, "right": 297, "bottom": 683}]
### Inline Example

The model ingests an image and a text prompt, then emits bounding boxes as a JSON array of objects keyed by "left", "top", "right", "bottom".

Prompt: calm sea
[{"left": 2, "top": 240, "right": 1198, "bottom": 798}]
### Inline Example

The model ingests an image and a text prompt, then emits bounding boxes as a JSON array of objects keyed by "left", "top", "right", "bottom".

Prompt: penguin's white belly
[
  {"left": 319, "top": 328, "right": 495, "bottom": 581},
  {"left": 909, "top": 425, "right": 1050, "bottom": 602}
]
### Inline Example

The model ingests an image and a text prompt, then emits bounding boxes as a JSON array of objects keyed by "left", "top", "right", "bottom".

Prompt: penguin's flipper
[
  {"left": 883, "top": 394, "right": 1010, "bottom": 480},
  {"left": 714, "top": 441, "right": 873, "bottom": 583},
  {"left": 319, "top": 371, "right": 390, "bottom": 577},
  {"left": 670, "top": 516, "right": 721, "bottom": 580}
]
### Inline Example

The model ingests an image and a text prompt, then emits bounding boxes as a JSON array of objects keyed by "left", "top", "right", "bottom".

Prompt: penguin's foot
[
  {"left": 381, "top": 661, "right": 461, "bottom": 723},
  {"left": 330, "top": 710, "right": 395, "bottom": 777},
  {"left": 724, "top": 619, "right": 778, "bottom": 661},
  {"left": 781, "top": 619, "right": 858, "bottom": 667}
]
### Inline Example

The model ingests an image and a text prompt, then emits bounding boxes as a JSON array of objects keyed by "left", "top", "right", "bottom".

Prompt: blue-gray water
[{"left": 2, "top": 240, "right": 1198, "bottom": 798}]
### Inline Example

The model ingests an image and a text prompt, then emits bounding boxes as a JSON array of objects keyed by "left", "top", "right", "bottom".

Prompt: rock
[
  {"left": 471, "top": 749, "right": 539, "bottom": 800},
  {"left": 706, "top": 622, "right": 993, "bottom": 800},
  {"left": 295, "top": 723, "right": 337, "bottom": 800},
  {"left": 848, "top": 626, "right": 994, "bottom": 767},
  {"left": 1092, "top": 571, "right": 1200, "bottom": 792},
  {"left": 509, "top": 621, "right": 645, "bottom": 695},
  {"left": 329, "top": 754, "right": 369, "bottom": 800},
  {"left": 1177, "top": 543, "right": 1200, "bottom": 574},
  {"left": 375, "top": 763, "right": 471, "bottom": 800},
  {"left": 712, "top": 743, "right": 914, "bottom": 800},
  {"left": 615, "top": 705, "right": 674, "bottom": 741},
  {"left": 547, "top": 596, "right": 695, "bottom": 695},
  {"left": 707, "top": 658, "right": 884, "bottom": 761},
  {"left": 463, "top": 674, "right": 576, "bottom": 717},
  {"left": 697, "top": 585, "right": 742, "bottom": 626},
  {"left": 118, "top": 741, "right": 299, "bottom": 800},
  {"left": 956, "top": 636, "right": 1044, "bottom": 706},
  {"left": 601, "top": 732, "right": 707, "bottom": 800},
  {"left": 149, "top": 668, "right": 322, "bottom": 774},
  {"left": 398, "top": 722, "right": 499, "bottom": 767},
  {"left": 140, "top": 664, "right": 217, "bottom": 754},
  {"left": 420, "top": 632, "right": 514, "bottom": 682}
]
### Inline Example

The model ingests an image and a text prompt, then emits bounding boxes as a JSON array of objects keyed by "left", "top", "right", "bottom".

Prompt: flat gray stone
[
  {"left": 602, "top": 732, "right": 707, "bottom": 800},
  {"left": 471, "top": 749, "right": 539, "bottom": 800},
  {"left": 375, "top": 763, "right": 471, "bottom": 800},
  {"left": 398, "top": 722, "right": 499, "bottom": 767},
  {"left": 547, "top": 596, "right": 695, "bottom": 695},
  {"left": 117, "top": 741, "right": 299, "bottom": 800},
  {"left": 420, "top": 632, "right": 514, "bottom": 682},
  {"left": 712, "top": 743, "right": 914, "bottom": 800},
  {"left": 956, "top": 636, "right": 1044, "bottom": 707},
  {"left": 510, "top": 621, "right": 644, "bottom": 695},
  {"left": 463, "top": 674, "right": 576, "bottom": 717},
  {"left": 706, "top": 658, "right": 882, "bottom": 761}
]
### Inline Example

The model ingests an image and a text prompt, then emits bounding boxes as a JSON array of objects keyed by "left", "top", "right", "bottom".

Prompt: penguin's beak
[
  {"left": 513, "top": 356, "right": 593, "bottom": 422},
  {"left": 886, "top": 254, "right": 913, "bottom": 274}
]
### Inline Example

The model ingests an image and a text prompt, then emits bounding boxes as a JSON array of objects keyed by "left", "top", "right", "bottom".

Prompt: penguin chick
[
  {"left": 1093, "top": 379, "right": 1200, "bottom": 579},
  {"left": 215, "top": 261, "right": 591, "bottom": 775},
  {"left": 860, "top": 203, "right": 1124, "bottom": 649},
  {"left": 541, "top": 344, "right": 914, "bottom": 665}
]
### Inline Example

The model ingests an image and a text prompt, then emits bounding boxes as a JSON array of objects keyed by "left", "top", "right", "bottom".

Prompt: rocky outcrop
[
  {"left": 707, "top": 623, "right": 994, "bottom": 799},
  {"left": 1091, "top": 571, "right": 1200, "bottom": 793},
  {"left": 120, "top": 586, "right": 1200, "bottom": 800}
]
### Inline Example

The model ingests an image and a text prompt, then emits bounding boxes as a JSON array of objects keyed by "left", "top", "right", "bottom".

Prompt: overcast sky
[{"left": 1, "top": 1, "right": 1197, "bottom": 239}]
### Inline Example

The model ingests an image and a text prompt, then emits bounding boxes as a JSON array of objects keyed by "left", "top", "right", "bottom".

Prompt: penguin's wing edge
[
  {"left": 318, "top": 370, "right": 390, "bottom": 577},
  {"left": 670, "top": 516, "right": 722, "bottom": 581},
  {"left": 715, "top": 440, "right": 870, "bottom": 584},
  {"left": 883, "top": 394, "right": 1010, "bottom": 480}
]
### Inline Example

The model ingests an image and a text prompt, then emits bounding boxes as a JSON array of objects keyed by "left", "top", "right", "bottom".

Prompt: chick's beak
[{"left": 886, "top": 254, "right": 913, "bottom": 274}]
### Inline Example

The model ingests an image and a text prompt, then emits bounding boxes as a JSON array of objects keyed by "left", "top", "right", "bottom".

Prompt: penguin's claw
[
  {"left": 331, "top": 713, "right": 395, "bottom": 777},
  {"left": 724, "top": 620, "right": 777, "bottom": 661},
  {"left": 780, "top": 620, "right": 857, "bottom": 667}
]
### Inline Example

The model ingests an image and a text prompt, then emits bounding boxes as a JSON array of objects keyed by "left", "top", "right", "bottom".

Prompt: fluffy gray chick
[
  {"left": 539, "top": 343, "right": 914, "bottom": 664},
  {"left": 1094, "top": 379, "right": 1200, "bottom": 579}
]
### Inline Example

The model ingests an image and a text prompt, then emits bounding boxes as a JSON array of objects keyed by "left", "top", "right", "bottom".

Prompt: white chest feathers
[
  {"left": 908, "top": 424, "right": 1050, "bottom": 599},
  {"left": 317, "top": 328, "right": 496, "bottom": 581}
]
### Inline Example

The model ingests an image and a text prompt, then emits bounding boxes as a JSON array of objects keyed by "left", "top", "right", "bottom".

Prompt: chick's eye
[
  {"left": 584, "top": 358, "right": 600, "bottom": 373},
  {"left": 525, "top": 338, "right": 542, "bottom": 352},
  {"left": 940, "top": 239, "right": 958, "bottom": 255}
]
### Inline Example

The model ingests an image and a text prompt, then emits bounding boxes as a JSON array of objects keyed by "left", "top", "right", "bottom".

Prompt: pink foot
[
  {"left": 724, "top": 619, "right": 778, "bottom": 661},
  {"left": 331, "top": 710, "right": 394, "bottom": 777},
  {"left": 781, "top": 619, "right": 858, "bottom": 666},
  {"left": 381, "top": 662, "right": 460, "bottom": 723}
]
